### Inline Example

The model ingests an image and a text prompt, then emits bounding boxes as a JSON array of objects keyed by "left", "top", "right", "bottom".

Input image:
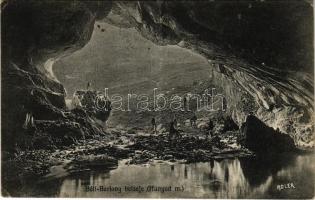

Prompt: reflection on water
[{"left": 24, "top": 154, "right": 315, "bottom": 198}]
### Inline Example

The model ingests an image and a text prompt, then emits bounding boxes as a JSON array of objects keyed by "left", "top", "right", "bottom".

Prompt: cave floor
[{"left": 2, "top": 128, "right": 253, "bottom": 195}]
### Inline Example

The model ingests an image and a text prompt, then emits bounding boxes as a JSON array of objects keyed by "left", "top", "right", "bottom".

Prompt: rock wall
[{"left": 1, "top": 0, "right": 112, "bottom": 151}]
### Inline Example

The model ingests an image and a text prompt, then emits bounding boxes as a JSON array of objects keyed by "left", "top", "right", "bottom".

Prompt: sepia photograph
[{"left": 1, "top": 0, "right": 314, "bottom": 198}]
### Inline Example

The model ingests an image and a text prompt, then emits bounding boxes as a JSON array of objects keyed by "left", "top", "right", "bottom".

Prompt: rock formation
[
  {"left": 241, "top": 115, "right": 296, "bottom": 154},
  {"left": 1, "top": 0, "right": 112, "bottom": 151},
  {"left": 73, "top": 90, "right": 111, "bottom": 122}
]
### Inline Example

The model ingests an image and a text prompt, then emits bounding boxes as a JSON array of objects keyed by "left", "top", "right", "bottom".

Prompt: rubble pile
[{"left": 127, "top": 134, "right": 253, "bottom": 164}]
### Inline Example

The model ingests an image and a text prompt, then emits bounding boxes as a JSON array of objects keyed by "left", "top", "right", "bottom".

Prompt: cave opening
[{"left": 53, "top": 22, "right": 228, "bottom": 129}]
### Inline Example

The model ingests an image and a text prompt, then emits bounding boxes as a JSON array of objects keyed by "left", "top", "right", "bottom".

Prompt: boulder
[
  {"left": 242, "top": 115, "right": 296, "bottom": 154},
  {"left": 73, "top": 90, "right": 111, "bottom": 122}
]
